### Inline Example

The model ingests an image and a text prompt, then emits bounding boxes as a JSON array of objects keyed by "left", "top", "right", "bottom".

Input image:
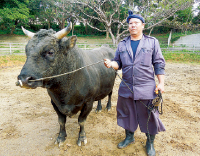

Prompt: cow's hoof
[
  {"left": 95, "top": 105, "right": 102, "bottom": 113},
  {"left": 55, "top": 140, "right": 65, "bottom": 147},
  {"left": 77, "top": 137, "right": 87, "bottom": 146},
  {"left": 55, "top": 137, "right": 66, "bottom": 147},
  {"left": 105, "top": 107, "right": 111, "bottom": 112},
  {"left": 95, "top": 109, "right": 102, "bottom": 113}
]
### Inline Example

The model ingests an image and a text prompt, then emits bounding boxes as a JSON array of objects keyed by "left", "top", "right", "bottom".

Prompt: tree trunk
[
  {"left": 85, "top": 25, "right": 88, "bottom": 35},
  {"left": 108, "top": 28, "right": 116, "bottom": 46},
  {"left": 149, "top": 27, "right": 154, "bottom": 36},
  {"left": 72, "top": 23, "right": 74, "bottom": 36},
  {"left": 10, "top": 27, "right": 15, "bottom": 35},
  {"left": 60, "top": 19, "right": 65, "bottom": 29},
  {"left": 115, "top": 34, "right": 121, "bottom": 45},
  {"left": 62, "top": 20, "right": 65, "bottom": 29},
  {"left": 106, "top": 31, "right": 109, "bottom": 39},
  {"left": 48, "top": 21, "right": 50, "bottom": 29},
  {"left": 10, "top": 20, "right": 18, "bottom": 34}
]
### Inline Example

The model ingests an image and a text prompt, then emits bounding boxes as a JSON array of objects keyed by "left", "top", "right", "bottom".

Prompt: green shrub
[{"left": 163, "top": 52, "right": 200, "bottom": 63}]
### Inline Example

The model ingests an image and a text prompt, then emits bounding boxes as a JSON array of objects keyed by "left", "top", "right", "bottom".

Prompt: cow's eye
[
  {"left": 43, "top": 49, "right": 55, "bottom": 61},
  {"left": 46, "top": 50, "right": 54, "bottom": 57},
  {"left": 47, "top": 51, "right": 54, "bottom": 56}
]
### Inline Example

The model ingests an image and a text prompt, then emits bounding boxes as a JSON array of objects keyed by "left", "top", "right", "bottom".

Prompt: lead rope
[
  {"left": 111, "top": 67, "right": 163, "bottom": 144},
  {"left": 29, "top": 60, "right": 105, "bottom": 82}
]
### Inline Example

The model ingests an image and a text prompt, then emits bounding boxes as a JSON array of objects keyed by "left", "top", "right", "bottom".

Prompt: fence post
[
  {"left": 193, "top": 44, "right": 195, "bottom": 53},
  {"left": 9, "top": 43, "right": 12, "bottom": 54}
]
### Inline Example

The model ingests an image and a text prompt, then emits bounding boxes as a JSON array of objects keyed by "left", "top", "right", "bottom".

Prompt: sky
[{"left": 193, "top": 0, "right": 200, "bottom": 16}]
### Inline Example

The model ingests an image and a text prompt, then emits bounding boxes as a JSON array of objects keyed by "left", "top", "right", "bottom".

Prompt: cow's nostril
[
  {"left": 26, "top": 77, "right": 31, "bottom": 81},
  {"left": 16, "top": 75, "right": 37, "bottom": 88},
  {"left": 26, "top": 77, "right": 34, "bottom": 84}
]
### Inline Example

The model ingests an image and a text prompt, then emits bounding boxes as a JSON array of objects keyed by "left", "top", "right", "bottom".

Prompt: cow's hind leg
[
  {"left": 77, "top": 101, "right": 93, "bottom": 146},
  {"left": 106, "top": 91, "right": 112, "bottom": 111},
  {"left": 51, "top": 100, "right": 67, "bottom": 147},
  {"left": 96, "top": 91, "right": 112, "bottom": 113},
  {"left": 95, "top": 100, "right": 102, "bottom": 113}
]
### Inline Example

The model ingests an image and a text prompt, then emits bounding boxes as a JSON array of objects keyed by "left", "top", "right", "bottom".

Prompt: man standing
[{"left": 104, "top": 10, "right": 166, "bottom": 156}]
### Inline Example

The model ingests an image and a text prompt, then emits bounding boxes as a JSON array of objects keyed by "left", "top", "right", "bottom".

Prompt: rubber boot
[
  {"left": 146, "top": 133, "right": 156, "bottom": 156},
  {"left": 117, "top": 129, "right": 135, "bottom": 149}
]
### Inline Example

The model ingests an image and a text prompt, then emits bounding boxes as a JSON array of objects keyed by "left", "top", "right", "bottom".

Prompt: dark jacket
[{"left": 114, "top": 34, "right": 165, "bottom": 100}]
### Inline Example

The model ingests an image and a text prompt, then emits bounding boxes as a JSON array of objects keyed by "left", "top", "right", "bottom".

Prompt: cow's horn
[
  {"left": 21, "top": 26, "right": 35, "bottom": 39},
  {"left": 55, "top": 22, "right": 72, "bottom": 39}
]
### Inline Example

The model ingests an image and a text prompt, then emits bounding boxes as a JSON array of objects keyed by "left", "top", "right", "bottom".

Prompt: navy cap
[{"left": 127, "top": 10, "right": 145, "bottom": 23}]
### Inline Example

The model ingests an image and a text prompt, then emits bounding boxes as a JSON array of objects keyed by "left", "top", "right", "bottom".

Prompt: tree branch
[{"left": 86, "top": 21, "right": 107, "bottom": 32}]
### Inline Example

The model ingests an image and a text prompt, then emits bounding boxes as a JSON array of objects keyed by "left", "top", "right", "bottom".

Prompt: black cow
[{"left": 16, "top": 23, "right": 116, "bottom": 146}]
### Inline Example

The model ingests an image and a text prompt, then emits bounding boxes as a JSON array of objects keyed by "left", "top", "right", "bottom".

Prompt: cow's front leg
[
  {"left": 77, "top": 101, "right": 93, "bottom": 146},
  {"left": 51, "top": 100, "right": 67, "bottom": 147}
]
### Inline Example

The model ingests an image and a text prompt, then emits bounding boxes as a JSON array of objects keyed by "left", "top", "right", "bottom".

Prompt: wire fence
[
  {"left": 0, "top": 42, "right": 199, "bottom": 55},
  {"left": 161, "top": 43, "right": 200, "bottom": 54}
]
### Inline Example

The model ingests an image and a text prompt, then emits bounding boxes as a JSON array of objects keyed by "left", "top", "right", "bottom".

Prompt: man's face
[{"left": 128, "top": 18, "right": 144, "bottom": 37}]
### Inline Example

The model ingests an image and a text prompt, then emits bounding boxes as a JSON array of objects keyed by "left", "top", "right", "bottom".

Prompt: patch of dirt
[{"left": 0, "top": 62, "right": 199, "bottom": 156}]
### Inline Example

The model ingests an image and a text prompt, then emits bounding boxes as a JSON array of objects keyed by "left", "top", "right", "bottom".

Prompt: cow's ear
[{"left": 68, "top": 36, "right": 77, "bottom": 49}]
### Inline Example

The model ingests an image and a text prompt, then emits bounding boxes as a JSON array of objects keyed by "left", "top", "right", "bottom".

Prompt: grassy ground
[
  {"left": 0, "top": 32, "right": 199, "bottom": 68},
  {"left": 0, "top": 55, "right": 26, "bottom": 68},
  {"left": 163, "top": 53, "right": 200, "bottom": 64},
  {"left": 0, "top": 52, "right": 199, "bottom": 69}
]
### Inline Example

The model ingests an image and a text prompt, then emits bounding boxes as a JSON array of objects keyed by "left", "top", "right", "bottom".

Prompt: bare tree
[
  {"left": 54, "top": 0, "right": 74, "bottom": 29},
  {"left": 138, "top": 0, "right": 194, "bottom": 30},
  {"left": 71, "top": 0, "right": 194, "bottom": 45},
  {"left": 72, "top": 0, "right": 127, "bottom": 45}
]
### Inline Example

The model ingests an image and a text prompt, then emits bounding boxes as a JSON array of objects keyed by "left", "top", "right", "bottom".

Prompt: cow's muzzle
[{"left": 16, "top": 75, "right": 38, "bottom": 89}]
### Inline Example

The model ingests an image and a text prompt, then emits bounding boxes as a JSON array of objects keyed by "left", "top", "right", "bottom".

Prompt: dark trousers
[{"left": 117, "top": 96, "right": 166, "bottom": 135}]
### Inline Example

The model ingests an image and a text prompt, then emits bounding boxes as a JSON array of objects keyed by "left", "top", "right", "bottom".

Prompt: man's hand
[
  {"left": 104, "top": 59, "right": 112, "bottom": 68},
  {"left": 155, "top": 83, "right": 164, "bottom": 94},
  {"left": 104, "top": 59, "right": 119, "bottom": 70},
  {"left": 156, "top": 75, "right": 165, "bottom": 93}
]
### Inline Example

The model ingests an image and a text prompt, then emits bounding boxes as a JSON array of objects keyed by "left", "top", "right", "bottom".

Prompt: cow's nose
[{"left": 17, "top": 75, "right": 32, "bottom": 87}]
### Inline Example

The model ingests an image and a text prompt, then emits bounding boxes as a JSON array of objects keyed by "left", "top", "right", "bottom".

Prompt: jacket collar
[
  {"left": 125, "top": 36, "right": 133, "bottom": 59},
  {"left": 135, "top": 34, "right": 145, "bottom": 58},
  {"left": 123, "top": 34, "right": 146, "bottom": 60}
]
